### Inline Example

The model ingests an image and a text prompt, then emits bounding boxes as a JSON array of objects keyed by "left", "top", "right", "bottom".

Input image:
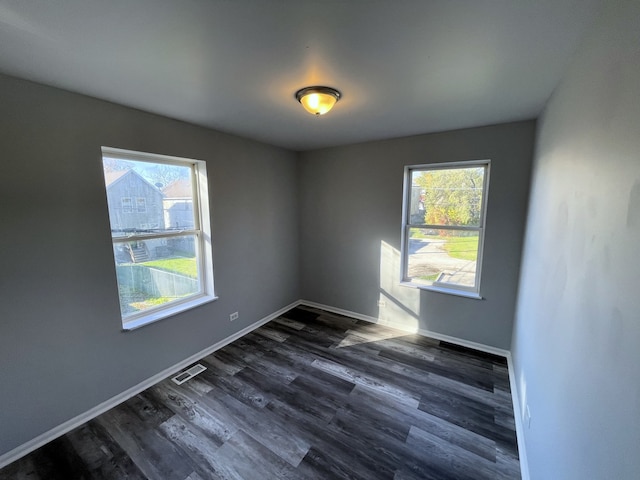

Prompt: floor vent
[{"left": 171, "top": 363, "right": 207, "bottom": 385}]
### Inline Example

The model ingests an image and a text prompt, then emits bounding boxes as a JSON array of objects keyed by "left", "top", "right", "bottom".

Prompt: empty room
[{"left": 0, "top": 1, "right": 638, "bottom": 479}]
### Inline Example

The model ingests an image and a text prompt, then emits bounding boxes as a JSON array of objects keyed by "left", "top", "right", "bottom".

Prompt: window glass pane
[
  {"left": 114, "top": 235, "right": 200, "bottom": 318},
  {"left": 103, "top": 157, "right": 195, "bottom": 237},
  {"left": 102, "top": 147, "right": 214, "bottom": 328},
  {"left": 121, "top": 197, "right": 132, "bottom": 213},
  {"left": 410, "top": 167, "right": 485, "bottom": 227},
  {"left": 406, "top": 228, "right": 479, "bottom": 288}
]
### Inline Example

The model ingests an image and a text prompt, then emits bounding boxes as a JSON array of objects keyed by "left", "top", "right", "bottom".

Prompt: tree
[
  {"left": 414, "top": 167, "right": 484, "bottom": 229},
  {"left": 144, "top": 163, "right": 190, "bottom": 189},
  {"left": 103, "top": 157, "right": 130, "bottom": 173},
  {"left": 102, "top": 157, "right": 189, "bottom": 188}
]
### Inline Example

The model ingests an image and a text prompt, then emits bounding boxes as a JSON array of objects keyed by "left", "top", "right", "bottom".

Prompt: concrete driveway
[{"left": 407, "top": 237, "right": 476, "bottom": 287}]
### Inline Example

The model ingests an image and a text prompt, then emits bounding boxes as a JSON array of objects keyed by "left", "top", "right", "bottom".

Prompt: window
[
  {"left": 121, "top": 197, "right": 132, "bottom": 213},
  {"left": 401, "top": 160, "right": 490, "bottom": 298},
  {"left": 102, "top": 147, "right": 216, "bottom": 330}
]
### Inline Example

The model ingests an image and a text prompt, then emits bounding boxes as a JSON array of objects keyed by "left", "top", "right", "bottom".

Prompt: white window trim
[
  {"left": 400, "top": 159, "right": 490, "bottom": 299},
  {"left": 102, "top": 146, "right": 217, "bottom": 330}
]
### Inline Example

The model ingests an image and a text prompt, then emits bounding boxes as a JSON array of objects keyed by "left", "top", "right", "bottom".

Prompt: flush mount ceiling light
[{"left": 295, "top": 86, "right": 341, "bottom": 116}]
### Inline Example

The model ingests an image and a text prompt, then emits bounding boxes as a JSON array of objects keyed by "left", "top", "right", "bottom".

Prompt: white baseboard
[
  {"left": 0, "top": 301, "right": 299, "bottom": 470},
  {"left": 1, "top": 298, "right": 529, "bottom": 480},
  {"left": 506, "top": 353, "right": 530, "bottom": 480},
  {"left": 299, "top": 300, "right": 510, "bottom": 357}
]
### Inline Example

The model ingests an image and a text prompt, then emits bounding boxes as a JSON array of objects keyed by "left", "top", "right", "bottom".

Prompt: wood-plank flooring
[{"left": 0, "top": 306, "right": 521, "bottom": 479}]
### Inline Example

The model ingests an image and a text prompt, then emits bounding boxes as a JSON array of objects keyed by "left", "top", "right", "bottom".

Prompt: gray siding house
[
  {"left": 104, "top": 170, "right": 164, "bottom": 234},
  {"left": 105, "top": 170, "right": 165, "bottom": 262},
  {"left": 162, "top": 178, "right": 194, "bottom": 230}
]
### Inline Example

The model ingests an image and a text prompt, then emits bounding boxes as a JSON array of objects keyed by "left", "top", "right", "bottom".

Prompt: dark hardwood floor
[{"left": 0, "top": 306, "right": 521, "bottom": 479}]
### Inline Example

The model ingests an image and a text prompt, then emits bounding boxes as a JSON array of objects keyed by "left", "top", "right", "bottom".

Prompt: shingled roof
[
  {"left": 103, "top": 169, "right": 129, "bottom": 187},
  {"left": 104, "top": 169, "right": 163, "bottom": 193},
  {"left": 162, "top": 178, "right": 191, "bottom": 198}
]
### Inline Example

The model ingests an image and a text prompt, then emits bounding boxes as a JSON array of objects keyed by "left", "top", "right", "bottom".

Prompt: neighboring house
[
  {"left": 104, "top": 169, "right": 165, "bottom": 262},
  {"left": 162, "top": 178, "right": 196, "bottom": 256},
  {"left": 104, "top": 169, "right": 164, "bottom": 233},
  {"left": 410, "top": 184, "right": 425, "bottom": 225},
  {"left": 162, "top": 178, "right": 194, "bottom": 229}
]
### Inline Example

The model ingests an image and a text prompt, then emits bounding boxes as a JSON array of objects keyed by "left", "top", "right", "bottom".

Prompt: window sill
[
  {"left": 122, "top": 294, "right": 218, "bottom": 331},
  {"left": 400, "top": 282, "right": 483, "bottom": 300}
]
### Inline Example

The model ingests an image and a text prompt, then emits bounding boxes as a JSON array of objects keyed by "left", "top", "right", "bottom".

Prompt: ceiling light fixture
[{"left": 295, "top": 86, "right": 341, "bottom": 116}]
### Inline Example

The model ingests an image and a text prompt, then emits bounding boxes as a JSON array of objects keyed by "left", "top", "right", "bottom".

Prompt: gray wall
[
  {"left": 298, "top": 121, "right": 535, "bottom": 349},
  {"left": 511, "top": 1, "right": 640, "bottom": 478},
  {"left": 0, "top": 74, "right": 300, "bottom": 457}
]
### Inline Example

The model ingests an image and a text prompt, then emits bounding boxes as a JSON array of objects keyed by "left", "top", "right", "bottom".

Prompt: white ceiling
[{"left": 0, "top": 0, "right": 602, "bottom": 151}]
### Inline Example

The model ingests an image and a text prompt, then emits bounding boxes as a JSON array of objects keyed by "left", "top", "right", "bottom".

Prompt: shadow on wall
[{"left": 378, "top": 241, "right": 420, "bottom": 331}]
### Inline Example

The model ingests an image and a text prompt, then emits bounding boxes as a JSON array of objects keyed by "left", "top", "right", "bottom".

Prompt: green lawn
[
  {"left": 442, "top": 236, "right": 478, "bottom": 261},
  {"left": 130, "top": 296, "right": 173, "bottom": 311},
  {"left": 140, "top": 257, "right": 197, "bottom": 278},
  {"left": 419, "top": 273, "right": 441, "bottom": 282}
]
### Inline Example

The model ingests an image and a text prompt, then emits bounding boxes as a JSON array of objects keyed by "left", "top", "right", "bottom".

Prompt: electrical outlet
[
  {"left": 230, "top": 312, "right": 239, "bottom": 321},
  {"left": 525, "top": 404, "right": 531, "bottom": 428},
  {"left": 377, "top": 300, "right": 386, "bottom": 307}
]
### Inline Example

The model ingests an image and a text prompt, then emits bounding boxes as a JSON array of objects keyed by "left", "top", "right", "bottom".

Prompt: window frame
[
  {"left": 102, "top": 146, "right": 217, "bottom": 330},
  {"left": 121, "top": 196, "right": 133, "bottom": 213},
  {"left": 400, "top": 159, "right": 490, "bottom": 299},
  {"left": 135, "top": 196, "right": 147, "bottom": 213}
]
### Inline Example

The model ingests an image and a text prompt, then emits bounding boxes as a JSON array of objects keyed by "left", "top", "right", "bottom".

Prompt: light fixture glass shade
[{"left": 295, "top": 86, "right": 341, "bottom": 115}]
